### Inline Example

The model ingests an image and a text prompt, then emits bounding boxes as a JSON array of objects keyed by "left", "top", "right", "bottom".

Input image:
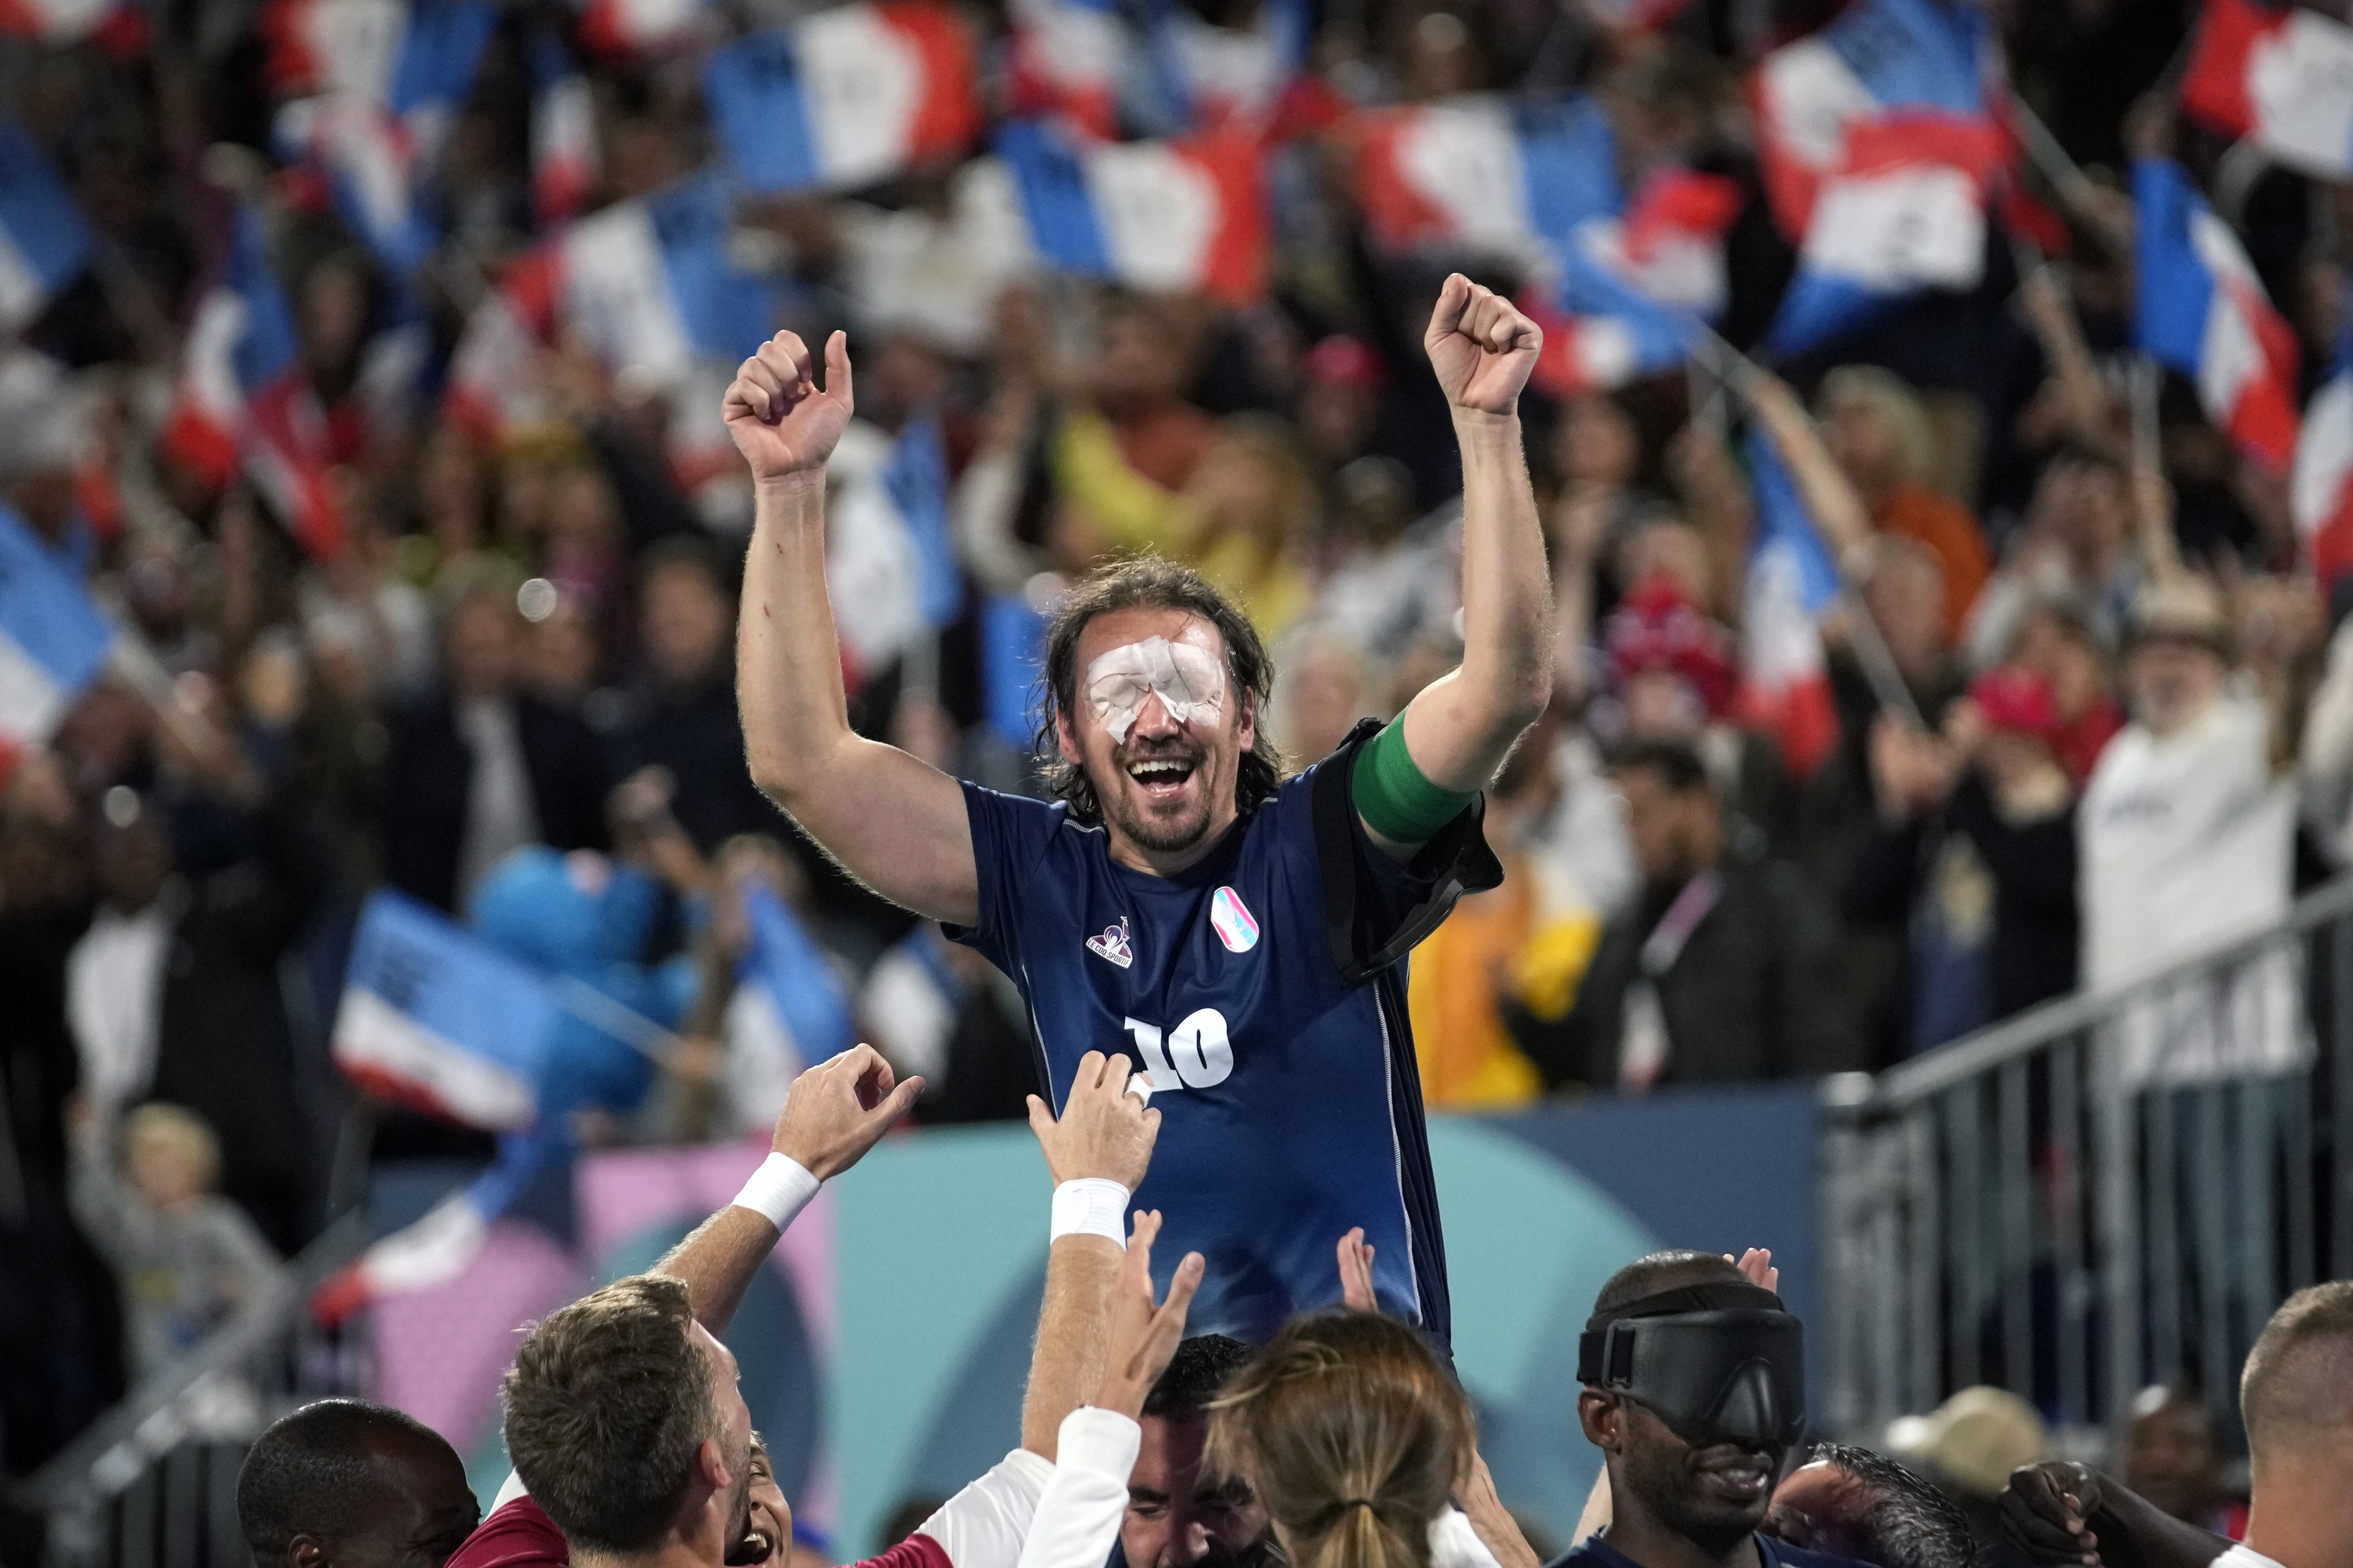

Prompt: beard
[
  {"left": 1176, "top": 1528, "right": 1281, "bottom": 1568},
  {"left": 721, "top": 1442, "right": 755, "bottom": 1552},
  {"left": 1096, "top": 740, "right": 1219, "bottom": 854},
  {"left": 1622, "top": 1443, "right": 1774, "bottom": 1558}
]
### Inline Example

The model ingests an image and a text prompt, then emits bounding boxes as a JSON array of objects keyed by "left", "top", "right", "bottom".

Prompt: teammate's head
[
  {"left": 236, "top": 1399, "right": 479, "bottom": 1568},
  {"left": 722, "top": 1434, "right": 793, "bottom": 1567},
  {"left": 1125, "top": 1334, "right": 1266, "bottom": 1568},
  {"left": 1040, "top": 557, "right": 1283, "bottom": 857},
  {"left": 503, "top": 1274, "right": 754, "bottom": 1559},
  {"left": 1764, "top": 1444, "right": 1970, "bottom": 1568},
  {"left": 1207, "top": 1313, "right": 1473, "bottom": 1568},
  {"left": 2242, "top": 1281, "right": 2353, "bottom": 1476},
  {"left": 1578, "top": 1252, "right": 1786, "bottom": 1558}
]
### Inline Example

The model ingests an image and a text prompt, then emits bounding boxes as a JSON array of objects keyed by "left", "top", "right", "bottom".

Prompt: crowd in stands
[{"left": 2, "top": 0, "right": 2351, "bottom": 1533}]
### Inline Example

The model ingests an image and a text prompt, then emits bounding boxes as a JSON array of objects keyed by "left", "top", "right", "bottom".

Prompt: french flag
[
  {"left": 265, "top": 0, "right": 495, "bottom": 140},
  {"left": 2133, "top": 157, "right": 2299, "bottom": 471},
  {"left": 1765, "top": 113, "right": 2004, "bottom": 356},
  {"left": 557, "top": 170, "right": 782, "bottom": 389},
  {"left": 333, "top": 888, "right": 560, "bottom": 1131},
  {"left": 275, "top": 93, "right": 433, "bottom": 274},
  {"left": 1353, "top": 93, "right": 1619, "bottom": 259},
  {"left": 530, "top": 33, "right": 600, "bottom": 226},
  {"left": 0, "top": 502, "right": 113, "bottom": 768},
  {"left": 161, "top": 210, "right": 346, "bottom": 558},
  {"left": 443, "top": 248, "right": 561, "bottom": 442},
  {"left": 998, "top": 119, "right": 1268, "bottom": 304},
  {"left": 1582, "top": 166, "right": 1741, "bottom": 319},
  {"left": 704, "top": 3, "right": 981, "bottom": 195},
  {"left": 2180, "top": 0, "right": 2353, "bottom": 182},
  {"left": 0, "top": 121, "right": 92, "bottom": 333},
  {"left": 1142, "top": 0, "right": 1310, "bottom": 135},
  {"left": 2295, "top": 320, "right": 2353, "bottom": 589},
  {"left": 1526, "top": 225, "right": 1699, "bottom": 397},
  {"left": 1007, "top": 0, "right": 1128, "bottom": 140},
  {"left": 579, "top": 0, "right": 706, "bottom": 55},
  {"left": 824, "top": 416, "right": 961, "bottom": 684},
  {"left": 1737, "top": 429, "right": 1841, "bottom": 779},
  {"left": 1750, "top": 0, "right": 1991, "bottom": 240},
  {"left": 742, "top": 885, "right": 856, "bottom": 1066}
]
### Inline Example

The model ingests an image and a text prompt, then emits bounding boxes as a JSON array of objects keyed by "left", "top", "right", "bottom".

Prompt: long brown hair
[
  {"left": 1206, "top": 1314, "right": 1474, "bottom": 1568},
  {"left": 1035, "top": 555, "right": 1286, "bottom": 822}
]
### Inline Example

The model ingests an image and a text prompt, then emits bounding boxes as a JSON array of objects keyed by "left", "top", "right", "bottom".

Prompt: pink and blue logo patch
[{"left": 1210, "top": 886, "right": 1259, "bottom": 953}]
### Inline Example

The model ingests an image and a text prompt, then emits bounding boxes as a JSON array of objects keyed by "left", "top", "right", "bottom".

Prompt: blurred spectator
[
  {"left": 67, "top": 1101, "right": 278, "bottom": 1383},
  {"left": 2120, "top": 1386, "right": 2247, "bottom": 1539},
  {"left": 381, "top": 560, "right": 609, "bottom": 913},
  {"left": 2008, "top": 596, "right": 2125, "bottom": 787},
  {"left": 1818, "top": 368, "right": 1991, "bottom": 641},
  {"left": 1848, "top": 668, "right": 2081, "bottom": 1055},
  {"left": 1524, "top": 739, "right": 1857, "bottom": 1091},
  {"left": 1967, "top": 448, "right": 2141, "bottom": 669},
  {"left": 1090, "top": 292, "right": 1215, "bottom": 491}
]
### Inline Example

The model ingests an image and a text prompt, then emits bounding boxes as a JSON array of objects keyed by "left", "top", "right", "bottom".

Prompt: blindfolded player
[{"left": 725, "top": 276, "right": 1551, "bottom": 1343}]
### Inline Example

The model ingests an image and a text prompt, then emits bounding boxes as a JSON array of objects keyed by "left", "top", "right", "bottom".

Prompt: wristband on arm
[
  {"left": 1049, "top": 1179, "right": 1131, "bottom": 1246},
  {"left": 1351, "top": 717, "right": 1479, "bottom": 844},
  {"left": 732, "top": 1153, "right": 822, "bottom": 1231}
]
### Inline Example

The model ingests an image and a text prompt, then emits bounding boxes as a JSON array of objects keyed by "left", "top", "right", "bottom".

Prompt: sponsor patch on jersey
[
  {"left": 1087, "top": 916, "right": 1134, "bottom": 969},
  {"left": 1210, "top": 886, "right": 1260, "bottom": 953}
]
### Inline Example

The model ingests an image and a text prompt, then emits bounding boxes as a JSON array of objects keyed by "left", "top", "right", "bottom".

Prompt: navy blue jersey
[
  {"left": 1549, "top": 1533, "right": 1877, "bottom": 1568},
  {"left": 947, "top": 725, "right": 1498, "bottom": 1344}
]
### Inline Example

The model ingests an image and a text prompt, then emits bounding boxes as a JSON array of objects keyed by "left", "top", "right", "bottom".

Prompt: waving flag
[
  {"left": 580, "top": 0, "right": 706, "bottom": 54},
  {"left": 1581, "top": 166, "right": 1741, "bottom": 318},
  {"left": 161, "top": 210, "right": 345, "bottom": 557},
  {"left": 998, "top": 119, "right": 1267, "bottom": 303},
  {"left": 2133, "top": 157, "right": 2299, "bottom": 470},
  {"left": 2297, "top": 310, "right": 2353, "bottom": 588},
  {"left": 1007, "top": 0, "right": 1128, "bottom": 139},
  {"left": 824, "top": 417, "right": 961, "bottom": 681},
  {"left": 265, "top": 0, "right": 495, "bottom": 136},
  {"left": 558, "top": 170, "right": 782, "bottom": 388},
  {"left": 0, "top": 0, "right": 131, "bottom": 42},
  {"left": 1766, "top": 114, "right": 2004, "bottom": 355},
  {"left": 0, "top": 122, "right": 90, "bottom": 332},
  {"left": 275, "top": 94, "right": 433, "bottom": 273},
  {"left": 1141, "top": 0, "right": 1310, "bottom": 135},
  {"left": 1750, "top": 0, "right": 1991, "bottom": 240},
  {"left": 0, "top": 502, "right": 112, "bottom": 760},
  {"left": 2181, "top": 0, "right": 2353, "bottom": 181},
  {"left": 333, "top": 888, "right": 561, "bottom": 1130},
  {"left": 1526, "top": 230, "right": 1699, "bottom": 396},
  {"left": 1737, "top": 429, "right": 1841, "bottom": 778},
  {"left": 1353, "top": 94, "right": 1619, "bottom": 260},
  {"left": 705, "top": 3, "right": 981, "bottom": 195},
  {"left": 443, "top": 249, "right": 561, "bottom": 440},
  {"left": 743, "top": 885, "right": 856, "bottom": 1067},
  {"left": 530, "top": 33, "right": 600, "bottom": 225}
]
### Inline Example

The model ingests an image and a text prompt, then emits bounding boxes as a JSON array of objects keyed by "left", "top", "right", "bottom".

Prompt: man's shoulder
[
  {"left": 1758, "top": 1536, "right": 1879, "bottom": 1568},
  {"left": 446, "top": 1497, "right": 567, "bottom": 1568}
]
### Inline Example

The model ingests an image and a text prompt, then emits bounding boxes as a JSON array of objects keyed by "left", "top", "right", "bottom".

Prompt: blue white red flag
[
  {"left": 1007, "top": 0, "right": 1128, "bottom": 139},
  {"left": 161, "top": 209, "right": 345, "bottom": 557},
  {"left": 2297, "top": 295, "right": 2353, "bottom": 588},
  {"left": 0, "top": 121, "right": 90, "bottom": 332},
  {"left": 1353, "top": 93, "right": 1619, "bottom": 261},
  {"left": 1765, "top": 113, "right": 2004, "bottom": 356},
  {"left": 1750, "top": 0, "right": 1992, "bottom": 240},
  {"left": 704, "top": 3, "right": 981, "bottom": 194},
  {"left": 0, "top": 501, "right": 112, "bottom": 755},
  {"left": 1141, "top": 0, "right": 1310, "bottom": 135},
  {"left": 997, "top": 119, "right": 1268, "bottom": 303},
  {"left": 2133, "top": 157, "right": 2299, "bottom": 470},
  {"left": 743, "top": 884, "right": 856, "bottom": 1066},
  {"left": 557, "top": 170, "right": 782, "bottom": 387},
  {"left": 579, "top": 0, "right": 705, "bottom": 54},
  {"left": 333, "top": 887, "right": 562, "bottom": 1130},
  {"left": 824, "top": 417, "right": 959, "bottom": 682},
  {"left": 2181, "top": 0, "right": 2353, "bottom": 182},
  {"left": 1527, "top": 231, "right": 1699, "bottom": 397},
  {"left": 1737, "top": 429, "right": 1841, "bottom": 777},
  {"left": 530, "top": 32, "right": 600, "bottom": 226}
]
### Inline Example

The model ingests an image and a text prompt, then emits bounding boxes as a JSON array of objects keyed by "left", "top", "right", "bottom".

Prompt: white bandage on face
[{"left": 1084, "top": 636, "right": 1227, "bottom": 744}]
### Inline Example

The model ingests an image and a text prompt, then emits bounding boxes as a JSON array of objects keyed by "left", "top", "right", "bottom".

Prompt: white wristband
[
  {"left": 732, "top": 1153, "right": 821, "bottom": 1231},
  {"left": 1049, "top": 1178, "right": 1132, "bottom": 1247}
]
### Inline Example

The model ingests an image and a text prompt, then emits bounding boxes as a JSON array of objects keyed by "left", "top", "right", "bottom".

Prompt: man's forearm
[
  {"left": 738, "top": 472, "right": 854, "bottom": 803},
  {"left": 656, "top": 1205, "right": 783, "bottom": 1334},
  {"left": 1020, "top": 1237, "right": 1124, "bottom": 1459},
  {"left": 1434, "top": 414, "right": 1552, "bottom": 778}
]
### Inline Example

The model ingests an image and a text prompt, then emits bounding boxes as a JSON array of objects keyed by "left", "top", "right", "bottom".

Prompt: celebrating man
[{"left": 727, "top": 275, "right": 1552, "bottom": 1341}]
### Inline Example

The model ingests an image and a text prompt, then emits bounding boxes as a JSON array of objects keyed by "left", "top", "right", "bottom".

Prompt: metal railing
[
  {"left": 14, "top": 1212, "right": 370, "bottom": 1568},
  {"left": 1821, "top": 874, "right": 2353, "bottom": 1450}
]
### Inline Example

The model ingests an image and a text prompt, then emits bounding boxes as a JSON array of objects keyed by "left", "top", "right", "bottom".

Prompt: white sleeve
[
  {"left": 911, "top": 1449, "right": 1056, "bottom": 1568},
  {"left": 492, "top": 1470, "right": 530, "bottom": 1510},
  {"left": 1428, "top": 1509, "right": 1503, "bottom": 1568},
  {"left": 1012, "top": 1409, "right": 1141, "bottom": 1568}
]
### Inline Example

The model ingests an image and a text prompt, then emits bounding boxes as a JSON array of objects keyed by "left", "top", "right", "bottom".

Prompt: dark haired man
[
  {"left": 1122, "top": 1335, "right": 1263, "bottom": 1568},
  {"left": 1560, "top": 1250, "right": 1868, "bottom": 1568},
  {"left": 728, "top": 276, "right": 1554, "bottom": 1341},
  {"left": 237, "top": 1399, "right": 481, "bottom": 1568},
  {"left": 1766, "top": 1445, "right": 1971, "bottom": 1568}
]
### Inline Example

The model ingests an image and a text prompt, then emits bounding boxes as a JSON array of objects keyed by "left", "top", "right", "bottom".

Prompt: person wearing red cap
[{"left": 1848, "top": 665, "right": 2080, "bottom": 1055}]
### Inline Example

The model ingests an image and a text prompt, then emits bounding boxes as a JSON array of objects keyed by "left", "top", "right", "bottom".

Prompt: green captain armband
[{"left": 1351, "top": 718, "right": 1478, "bottom": 844}]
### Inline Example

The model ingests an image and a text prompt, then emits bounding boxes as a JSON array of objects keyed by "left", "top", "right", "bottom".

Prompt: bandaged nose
[{"left": 1085, "top": 636, "right": 1226, "bottom": 744}]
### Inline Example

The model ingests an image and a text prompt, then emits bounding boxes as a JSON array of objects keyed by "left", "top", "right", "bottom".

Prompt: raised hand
[
  {"left": 1028, "top": 1049, "right": 1161, "bottom": 1190},
  {"left": 1337, "top": 1226, "right": 1378, "bottom": 1313},
  {"left": 724, "top": 329, "right": 856, "bottom": 483},
  {"left": 1726, "top": 1247, "right": 1780, "bottom": 1293},
  {"left": 1096, "top": 1210, "right": 1206, "bottom": 1418},
  {"left": 1423, "top": 274, "right": 1541, "bottom": 419},
  {"left": 772, "top": 1042, "right": 924, "bottom": 1180}
]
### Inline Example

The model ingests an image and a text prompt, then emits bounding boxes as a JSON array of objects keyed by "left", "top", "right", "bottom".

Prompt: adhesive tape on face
[{"left": 1085, "top": 636, "right": 1227, "bottom": 744}]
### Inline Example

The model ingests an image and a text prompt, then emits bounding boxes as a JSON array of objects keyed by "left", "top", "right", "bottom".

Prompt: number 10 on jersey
[{"left": 1122, "top": 1010, "right": 1234, "bottom": 1091}]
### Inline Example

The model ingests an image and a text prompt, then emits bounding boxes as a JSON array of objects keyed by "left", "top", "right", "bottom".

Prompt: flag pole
[
  {"left": 1687, "top": 326, "right": 1930, "bottom": 730},
  {"left": 551, "top": 974, "right": 691, "bottom": 1070}
]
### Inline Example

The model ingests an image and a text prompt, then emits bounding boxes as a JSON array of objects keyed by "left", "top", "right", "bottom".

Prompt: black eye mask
[{"left": 1577, "top": 1282, "right": 1806, "bottom": 1449}]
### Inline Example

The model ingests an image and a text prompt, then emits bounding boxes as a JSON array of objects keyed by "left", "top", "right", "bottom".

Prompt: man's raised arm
[
  {"left": 1368, "top": 276, "right": 1553, "bottom": 859},
  {"left": 729, "top": 329, "right": 981, "bottom": 925}
]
